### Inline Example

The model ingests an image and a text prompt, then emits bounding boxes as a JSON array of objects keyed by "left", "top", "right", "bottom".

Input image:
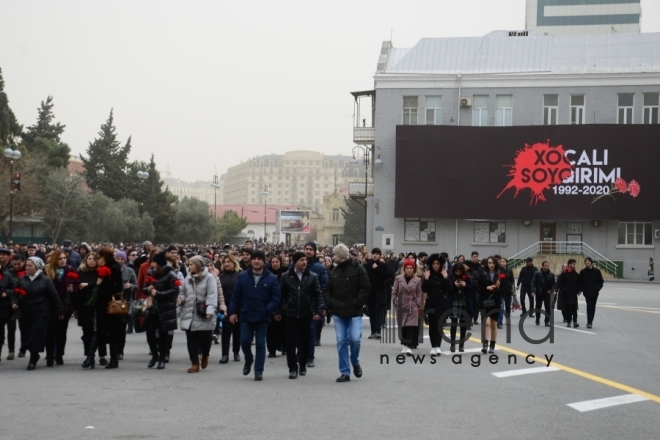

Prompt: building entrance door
[{"left": 540, "top": 223, "right": 556, "bottom": 253}]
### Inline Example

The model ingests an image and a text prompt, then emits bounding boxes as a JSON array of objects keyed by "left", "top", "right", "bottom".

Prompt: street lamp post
[
  {"left": 262, "top": 185, "right": 270, "bottom": 242},
  {"left": 211, "top": 174, "right": 220, "bottom": 218},
  {"left": 3, "top": 146, "right": 22, "bottom": 246},
  {"left": 137, "top": 170, "right": 149, "bottom": 212}
]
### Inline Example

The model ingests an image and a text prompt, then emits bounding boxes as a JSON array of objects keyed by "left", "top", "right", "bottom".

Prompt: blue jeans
[
  {"left": 333, "top": 316, "right": 362, "bottom": 376},
  {"left": 240, "top": 321, "right": 268, "bottom": 375}
]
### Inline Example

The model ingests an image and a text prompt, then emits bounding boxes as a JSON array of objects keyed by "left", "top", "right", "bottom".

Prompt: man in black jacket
[
  {"left": 364, "top": 247, "right": 390, "bottom": 340},
  {"left": 517, "top": 258, "right": 538, "bottom": 318},
  {"left": 531, "top": 261, "right": 556, "bottom": 327},
  {"left": 465, "top": 252, "right": 483, "bottom": 325},
  {"left": 557, "top": 259, "right": 581, "bottom": 328},
  {"left": 579, "top": 257, "right": 604, "bottom": 329},
  {"left": 324, "top": 244, "right": 370, "bottom": 383},
  {"left": 276, "top": 252, "right": 323, "bottom": 379}
]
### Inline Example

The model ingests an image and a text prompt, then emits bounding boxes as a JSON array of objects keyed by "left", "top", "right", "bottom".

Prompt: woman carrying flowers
[
  {"left": 477, "top": 257, "right": 504, "bottom": 354},
  {"left": 94, "top": 247, "right": 125, "bottom": 370}
]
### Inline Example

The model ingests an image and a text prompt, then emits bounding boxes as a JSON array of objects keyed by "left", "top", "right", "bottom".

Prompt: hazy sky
[{"left": 2, "top": 0, "right": 659, "bottom": 182}]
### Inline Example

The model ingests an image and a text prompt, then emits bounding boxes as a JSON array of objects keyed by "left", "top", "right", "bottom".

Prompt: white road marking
[
  {"left": 567, "top": 394, "right": 650, "bottom": 412},
  {"left": 492, "top": 366, "right": 560, "bottom": 378},
  {"left": 613, "top": 306, "right": 660, "bottom": 311},
  {"left": 554, "top": 325, "right": 596, "bottom": 335}
]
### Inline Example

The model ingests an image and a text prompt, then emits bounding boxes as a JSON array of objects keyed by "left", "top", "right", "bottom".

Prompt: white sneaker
[
  {"left": 404, "top": 347, "right": 412, "bottom": 355},
  {"left": 436, "top": 347, "right": 442, "bottom": 356},
  {"left": 430, "top": 347, "right": 437, "bottom": 355},
  {"left": 401, "top": 346, "right": 408, "bottom": 354}
]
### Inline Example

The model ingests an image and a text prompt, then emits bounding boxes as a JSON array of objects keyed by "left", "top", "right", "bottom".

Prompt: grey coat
[{"left": 179, "top": 268, "right": 218, "bottom": 332}]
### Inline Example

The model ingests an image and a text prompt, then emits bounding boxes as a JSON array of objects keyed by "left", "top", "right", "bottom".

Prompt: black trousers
[
  {"left": 367, "top": 296, "right": 383, "bottom": 335},
  {"left": 585, "top": 294, "right": 598, "bottom": 324},
  {"left": 402, "top": 326, "right": 419, "bottom": 348},
  {"left": 449, "top": 317, "right": 467, "bottom": 347},
  {"left": 315, "top": 318, "right": 324, "bottom": 340},
  {"left": 520, "top": 286, "right": 535, "bottom": 313},
  {"left": 428, "top": 314, "right": 443, "bottom": 348},
  {"left": 221, "top": 316, "right": 241, "bottom": 357},
  {"left": 0, "top": 314, "right": 16, "bottom": 352},
  {"left": 285, "top": 316, "right": 311, "bottom": 372},
  {"left": 186, "top": 330, "right": 212, "bottom": 364},
  {"left": 46, "top": 315, "right": 70, "bottom": 360},
  {"left": 146, "top": 315, "right": 169, "bottom": 359},
  {"left": 267, "top": 318, "right": 284, "bottom": 355},
  {"left": 565, "top": 304, "right": 578, "bottom": 323},
  {"left": 534, "top": 294, "right": 552, "bottom": 324}
]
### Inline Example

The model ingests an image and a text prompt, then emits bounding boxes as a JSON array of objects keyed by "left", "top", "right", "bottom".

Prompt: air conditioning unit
[
  {"left": 655, "top": 229, "right": 660, "bottom": 239},
  {"left": 460, "top": 98, "right": 472, "bottom": 107}
]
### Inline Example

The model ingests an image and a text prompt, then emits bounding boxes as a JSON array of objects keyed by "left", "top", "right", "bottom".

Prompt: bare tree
[{"left": 42, "top": 169, "right": 90, "bottom": 243}]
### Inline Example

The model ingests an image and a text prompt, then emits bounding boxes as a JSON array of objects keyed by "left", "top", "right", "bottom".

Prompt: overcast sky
[{"left": 2, "top": 0, "right": 659, "bottom": 182}]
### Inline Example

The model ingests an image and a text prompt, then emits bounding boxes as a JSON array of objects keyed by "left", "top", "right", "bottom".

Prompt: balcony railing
[
  {"left": 348, "top": 182, "right": 374, "bottom": 198},
  {"left": 353, "top": 127, "right": 375, "bottom": 145}
]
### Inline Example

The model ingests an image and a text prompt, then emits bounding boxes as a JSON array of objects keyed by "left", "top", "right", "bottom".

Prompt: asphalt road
[{"left": 1, "top": 281, "right": 659, "bottom": 439}]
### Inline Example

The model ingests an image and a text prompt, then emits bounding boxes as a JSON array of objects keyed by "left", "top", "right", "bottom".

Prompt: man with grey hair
[{"left": 323, "top": 244, "right": 370, "bottom": 383}]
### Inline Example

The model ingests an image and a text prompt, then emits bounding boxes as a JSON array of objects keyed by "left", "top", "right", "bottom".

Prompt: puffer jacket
[
  {"left": 219, "top": 271, "right": 239, "bottom": 307},
  {"left": 143, "top": 265, "right": 179, "bottom": 332},
  {"left": 15, "top": 272, "right": 64, "bottom": 320},
  {"left": 179, "top": 268, "right": 218, "bottom": 332},
  {"left": 422, "top": 272, "right": 451, "bottom": 316},
  {"left": 323, "top": 258, "right": 370, "bottom": 319},
  {"left": 279, "top": 268, "right": 323, "bottom": 318},
  {"left": 228, "top": 267, "right": 281, "bottom": 324}
]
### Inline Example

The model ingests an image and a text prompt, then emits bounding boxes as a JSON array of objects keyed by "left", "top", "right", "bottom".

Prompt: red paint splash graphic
[{"left": 497, "top": 141, "right": 574, "bottom": 205}]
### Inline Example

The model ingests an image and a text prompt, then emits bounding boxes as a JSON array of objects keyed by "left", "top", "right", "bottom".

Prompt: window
[
  {"left": 332, "top": 234, "right": 340, "bottom": 246},
  {"left": 403, "top": 96, "right": 418, "bottom": 125},
  {"left": 643, "top": 93, "right": 659, "bottom": 124},
  {"left": 404, "top": 218, "right": 436, "bottom": 242},
  {"left": 259, "top": 160, "right": 264, "bottom": 167},
  {"left": 618, "top": 94, "right": 634, "bottom": 124},
  {"left": 332, "top": 208, "right": 340, "bottom": 222},
  {"left": 324, "top": 161, "right": 329, "bottom": 168},
  {"left": 495, "top": 95, "right": 512, "bottom": 126},
  {"left": 618, "top": 222, "right": 652, "bottom": 245},
  {"left": 570, "top": 95, "right": 585, "bottom": 125},
  {"left": 474, "top": 221, "right": 506, "bottom": 243},
  {"left": 543, "top": 95, "right": 558, "bottom": 125},
  {"left": 472, "top": 95, "right": 488, "bottom": 126},
  {"left": 269, "top": 160, "right": 274, "bottom": 167},
  {"left": 425, "top": 96, "right": 442, "bottom": 125}
]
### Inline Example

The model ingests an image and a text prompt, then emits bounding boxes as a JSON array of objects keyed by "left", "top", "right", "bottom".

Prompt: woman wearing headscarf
[
  {"left": 44, "top": 249, "right": 80, "bottom": 366},
  {"left": 143, "top": 251, "right": 179, "bottom": 369},
  {"left": 178, "top": 256, "right": 218, "bottom": 373},
  {"left": 114, "top": 251, "right": 137, "bottom": 360},
  {"left": 94, "top": 247, "right": 125, "bottom": 369},
  {"left": 77, "top": 252, "right": 100, "bottom": 368},
  {"left": 421, "top": 254, "right": 450, "bottom": 355},
  {"left": 13, "top": 257, "right": 64, "bottom": 370},
  {"left": 391, "top": 259, "right": 423, "bottom": 355},
  {"left": 218, "top": 254, "right": 241, "bottom": 364}
]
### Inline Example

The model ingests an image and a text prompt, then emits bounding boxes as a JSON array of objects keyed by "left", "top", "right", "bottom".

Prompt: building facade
[
  {"left": 162, "top": 177, "right": 219, "bottom": 206},
  {"left": 365, "top": 31, "right": 660, "bottom": 279},
  {"left": 220, "top": 150, "right": 371, "bottom": 212},
  {"left": 525, "top": 0, "right": 641, "bottom": 35}
]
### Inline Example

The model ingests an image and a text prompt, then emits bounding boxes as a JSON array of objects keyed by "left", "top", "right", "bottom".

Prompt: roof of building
[
  {"left": 379, "top": 31, "right": 660, "bottom": 76},
  {"left": 211, "top": 204, "right": 295, "bottom": 224}
]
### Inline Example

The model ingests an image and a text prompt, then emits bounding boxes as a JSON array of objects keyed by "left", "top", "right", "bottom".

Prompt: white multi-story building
[{"left": 525, "top": 0, "right": 641, "bottom": 35}]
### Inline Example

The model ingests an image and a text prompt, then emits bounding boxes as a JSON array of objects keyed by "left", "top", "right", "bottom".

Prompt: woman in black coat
[
  {"left": 76, "top": 252, "right": 100, "bottom": 368},
  {"left": 13, "top": 257, "right": 64, "bottom": 370},
  {"left": 477, "top": 257, "right": 504, "bottom": 354},
  {"left": 267, "top": 255, "right": 287, "bottom": 358},
  {"left": 143, "top": 250, "right": 179, "bottom": 369},
  {"left": 95, "top": 247, "right": 125, "bottom": 369},
  {"left": 44, "top": 249, "right": 79, "bottom": 366},
  {"left": 448, "top": 264, "right": 475, "bottom": 353},
  {"left": 218, "top": 254, "right": 241, "bottom": 364},
  {"left": 421, "top": 254, "right": 451, "bottom": 355}
]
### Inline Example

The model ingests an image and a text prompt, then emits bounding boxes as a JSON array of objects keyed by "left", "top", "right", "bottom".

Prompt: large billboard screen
[
  {"left": 278, "top": 210, "right": 311, "bottom": 234},
  {"left": 395, "top": 125, "right": 660, "bottom": 220}
]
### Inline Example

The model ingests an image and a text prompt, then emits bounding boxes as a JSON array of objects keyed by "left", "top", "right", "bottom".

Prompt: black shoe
[
  {"left": 234, "top": 354, "right": 240, "bottom": 362},
  {"left": 157, "top": 361, "right": 166, "bottom": 369},
  {"left": 481, "top": 345, "right": 487, "bottom": 354},
  {"left": 219, "top": 356, "right": 229, "bottom": 364},
  {"left": 314, "top": 340, "right": 321, "bottom": 347},
  {"left": 450, "top": 345, "right": 456, "bottom": 353},
  {"left": 545, "top": 323, "right": 551, "bottom": 327},
  {"left": 267, "top": 352, "right": 276, "bottom": 358},
  {"left": 56, "top": 356, "right": 64, "bottom": 366},
  {"left": 573, "top": 322, "right": 579, "bottom": 328},
  {"left": 336, "top": 374, "right": 351, "bottom": 383},
  {"left": 299, "top": 369, "right": 306, "bottom": 376},
  {"left": 566, "top": 322, "right": 571, "bottom": 327},
  {"left": 18, "top": 351, "right": 26, "bottom": 358},
  {"left": 117, "top": 354, "right": 124, "bottom": 361},
  {"left": 164, "top": 354, "right": 170, "bottom": 363},
  {"left": 535, "top": 320, "right": 540, "bottom": 326},
  {"left": 46, "top": 358, "right": 54, "bottom": 367},
  {"left": 148, "top": 355, "right": 158, "bottom": 368},
  {"left": 81, "top": 356, "right": 95, "bottom": 369},
  {"left": 126, "top": 328, "right": 133, "bottom": 334},
  {"left": 289, "top": 371, "right": 298, "bottom": 379},
  {"left": 105, "top": 359, "right": 119, "bottom": 369},
  {"left": 99, "top": 357, "right": 109, "bottom": 366},
  {"left": 530, "top": 313, "right": 535, "bottom": 318},
  {"left": 307, "top": 360, "right": 315, "bottom": 368},
  {"left": 587, "top": 323, "right": 592, "bottom": 329},
  {"left": 254, "top": 374, "right": 263, "bottom": 381},
  {"left": 497, "top": 324, "right": 503, "bottom": 329},
  {"left": 353, "top": 364, "right": 362, "bottom": 378},
  {"left": 243, "top": 362, "right": 252, "bottom": 376},
  {"left": 27, "top": 354, "right": 40, "bottom": 371},
  {"left": 459, "top": 346, "right": 465, "bottom": 352}
]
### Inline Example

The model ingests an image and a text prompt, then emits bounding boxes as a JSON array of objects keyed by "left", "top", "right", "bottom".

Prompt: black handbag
[
  {"left": 195, "top": 300, "right": 207, "bottom": 318},
  {"left": 482, "top": 295, "right": 496, "bottom": 309}
]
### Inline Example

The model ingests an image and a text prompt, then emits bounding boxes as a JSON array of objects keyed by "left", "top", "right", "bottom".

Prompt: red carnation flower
[
  {"left": 461, "top": 275, "right": 467, "bottom": 280},
  {"left": 17, "top": 271, "right": 26, "bottom": 278},
  {"left": 0, "top": 274, "right": 3, "bottom": 281},
  {"left": 615, "top": 178, "right": 628, "bottom": 193},
  {"left": 174, "top": 280, "right": 182, "bottom": 287},
  {"left": 67, "top": 272, "right": 79, "bottom": 280},
  {"left": 14, "top": 288, "right": 27, "bottom": 297},
  {"left": 628, "top": 180, "right": 641, "bottom": 198},
  {"left": 146, "top": 276, "right": 157, "bottom": 285},
  {"left": 499, "top": 273, "right": 506, "bottom": 280},
  {"left": 97, "top": 266, "right": 112, "bottom": 278}
]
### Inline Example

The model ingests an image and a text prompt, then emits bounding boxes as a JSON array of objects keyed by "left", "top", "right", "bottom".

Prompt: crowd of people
[{"left": 0, "top": 238, "right": 604, "bottom": 382}]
